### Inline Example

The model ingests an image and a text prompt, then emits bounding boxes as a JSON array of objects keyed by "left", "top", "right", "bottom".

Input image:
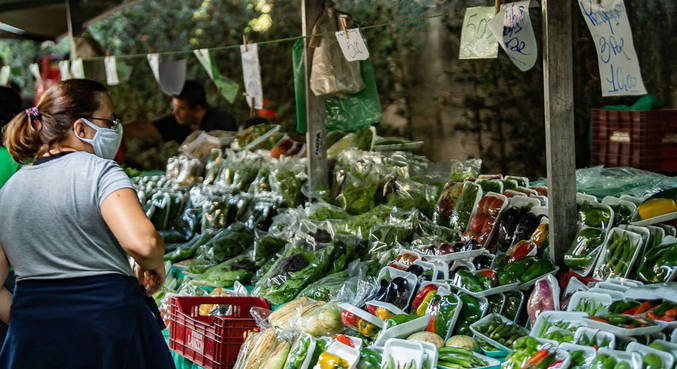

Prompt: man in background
[{"left": 153, "top": 80, "right": 237, "bottom": 143}]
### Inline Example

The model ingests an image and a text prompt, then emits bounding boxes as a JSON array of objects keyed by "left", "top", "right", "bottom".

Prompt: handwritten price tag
[
  {"left": 578, "top": 0, "right": 646, "bottom": 96},
  {"left": 489, "top": 0, "right": 537, "bottom": 71},
  {"left": 459, "top": 7, "right": 498, "bottom": 59},
  {"left": 335, "top": 29, "right": 370, "bottom": 61}
]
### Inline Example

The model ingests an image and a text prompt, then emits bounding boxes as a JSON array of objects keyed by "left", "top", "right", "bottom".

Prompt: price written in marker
[
  {"left": 578, "top": 0, "right": 646, "bottom": 97},
  {"left": 489, "top": 0, "right": 537, "bottom": 72},
  {"left": 335, "top": 29, "right": 370, "bottom": 62},
  {"left": 459, "top": 7, "right": 498, "bottom": 60}
]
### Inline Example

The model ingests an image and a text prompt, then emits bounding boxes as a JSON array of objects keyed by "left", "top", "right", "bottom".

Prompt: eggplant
[
  {"left": 473, "top": 254, "right": 494, "bottom": 269},
  {"left": 496, "top": 207, "right": 525, "bottom": 251},
  {"left": 374, "top": 279, "right": 389, "bottom": 301},
  {"left": 512, "top": 212, "right": 542, "bottom": 245},
  {"left": 387, "top": 277, "right": 410, "bottom": 308},
  {"left": 406, "top": 264, "right": 425, "bottom": 277}
]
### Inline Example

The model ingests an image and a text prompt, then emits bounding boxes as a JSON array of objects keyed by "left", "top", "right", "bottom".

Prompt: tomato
[{"left": 470, "top": 214, "right": 484, "bottom": 233}]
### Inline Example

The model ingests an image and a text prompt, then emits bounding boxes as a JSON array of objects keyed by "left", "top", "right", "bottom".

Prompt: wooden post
[
  {"left": 65, "top": 0, "right": 81, "bottom": 60},
  {"left": 302, "top": 0, "right": 329, "bottom": 191},
  {"left": 542, "top": 0, "right": 577, "bottom": 264}
]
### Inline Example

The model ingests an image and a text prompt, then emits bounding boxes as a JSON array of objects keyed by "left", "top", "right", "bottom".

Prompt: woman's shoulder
[{"left": 67, "top": 152, "right": 123, "bottom": 174}]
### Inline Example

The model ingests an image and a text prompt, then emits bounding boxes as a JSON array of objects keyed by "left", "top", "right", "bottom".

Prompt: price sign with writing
[
  {"left": 240, "top": 43, "right": 264, "bottom": 109},
  {"left": 459, "top": 7, "right": 498, "bottom": 60},
  {"left": 489, "top": 1, "right": 537, "bottom": 71},
  {"left": 578, "top": 0, "right": 646, "bottom": 96},
  {"left": 335, "top": 29, "right": 370, "bottom": 61}
]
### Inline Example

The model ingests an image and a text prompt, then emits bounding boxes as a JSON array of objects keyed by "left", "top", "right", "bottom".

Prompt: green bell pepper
[{"left": 520, "top": 258, "right": 555, "bottom": 283}]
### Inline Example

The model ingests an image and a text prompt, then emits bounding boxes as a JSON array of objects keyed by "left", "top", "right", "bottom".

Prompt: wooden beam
[
  {"left": 542, "top": 0, "right": 577, "bottom": 264},
  {"left": 302, "top": 0, "right": 329, "bottom": 191}
]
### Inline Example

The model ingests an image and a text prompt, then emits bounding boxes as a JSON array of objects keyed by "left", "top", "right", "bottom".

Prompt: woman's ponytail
[{"left": 2, "top": 111, "right": 43, "bottom": 164}]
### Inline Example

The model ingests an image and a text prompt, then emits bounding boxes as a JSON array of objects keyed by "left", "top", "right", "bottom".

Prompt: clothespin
[
  {"left": 243, "top": 92, "right": 255, "bottom": 117},
  {"left": 243, "top": 35, "right": 248, "bottom": 52},
  {"left": 339, "top": 15, "right": 349, "bottom": 39}
]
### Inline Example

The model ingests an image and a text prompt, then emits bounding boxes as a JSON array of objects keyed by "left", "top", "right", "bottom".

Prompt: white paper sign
[
  {"left": 0, "top": 65, "right": 10, "bottom": 86},
  {"left": 489, "top": 1, "right": 538, "bottom": 71},
  {"left": 71, "top": 58, "right": 85, "bottom": 78},
  {"left": 459, "top": 7, "right": 498, "bottom": 59},
  {"left": 240, "top": 44, "right": 263, "bottom": 109},
  {"left": 29, "top": 63, "right": 42, "bottom": 82},
  {"left": 335, "top": 29, "right": 370, "bottom": 61},
  {"left": 578, "top": 0, "right": 646, "bottom": 96},
  {"left": 58, "top": 60, "right": 72, "bottom": 80},
  {"left": 146, "top": 53, "right": 160, "bottom": 81},
  {"left": 193, "top": 49, "right": 214, "bottom": 80},
  {"left": 104, "top": 56, "right": 119, "bottom": 85}
]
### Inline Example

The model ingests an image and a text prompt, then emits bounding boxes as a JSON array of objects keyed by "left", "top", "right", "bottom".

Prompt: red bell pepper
[
  {"left": 412, "top": 284, "right": 438, "bottom": 311},
  {"left": 335, "top": 335, "right": 354, "bottom": 347},
  {"left": 508, "top": 241, "right": 536, "bottom": 263},
  {"left": 425, "top": 300, "right": 440, "bottom": 333}
]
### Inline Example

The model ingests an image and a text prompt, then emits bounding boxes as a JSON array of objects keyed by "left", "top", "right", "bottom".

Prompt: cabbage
[{"left": 445, "top": 335, "right": 479, "bottom": 352}]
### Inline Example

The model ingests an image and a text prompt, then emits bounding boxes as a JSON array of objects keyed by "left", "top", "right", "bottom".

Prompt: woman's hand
[{"left": 135, "top": 264, "right": 166, "bottom": 296}]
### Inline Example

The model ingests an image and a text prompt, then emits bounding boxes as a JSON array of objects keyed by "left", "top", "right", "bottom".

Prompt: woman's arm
[
  {"left": 100, "top": 188, "right": 165, "bottom": 294},
  {"left": 0, "top": 243, "right": 12, "bottom": 324}
]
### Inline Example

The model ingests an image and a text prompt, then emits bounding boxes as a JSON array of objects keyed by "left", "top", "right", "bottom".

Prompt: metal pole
[
  {"left": 302, "top": 0, "right": 329, "bottom": 191},
  {"left": 542, "top": 0, "right": 577, "bottom": 264}
]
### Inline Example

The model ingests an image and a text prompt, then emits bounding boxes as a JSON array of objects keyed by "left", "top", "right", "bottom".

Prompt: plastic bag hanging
[{"left": 309, "top": 1, "right": 364, "bottom": 97}]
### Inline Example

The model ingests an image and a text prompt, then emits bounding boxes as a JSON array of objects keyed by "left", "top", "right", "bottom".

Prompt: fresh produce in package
[
  {"left": 472, "top": 314, "right": 528, "bottom": 349},
  {"left": 437, "top": 345, "right": 490, "bottom": 369},
  {"left": 564, "top": 228, "right": 605, "bottom": 272},
  {"left": 463, "top": 193, "right": 507, "bottom": 246},
  {"left": 527, "top": 274, "right": 560, "bottom": 327},
  {"left": 637, "top": 239, "right": 677, "bottom": 283},
  {"left": 450, "top": 183, "right": 481, "bottom": 233},
  {"left": 578, "top": 201, "right": 613, "bottom": 230},
  {"left": 424, "top": 293, "right": 461, "bottom": 340},
  {"left": 501, "top": 337, "right": 562, "bottom": 369},
  {"left": 593, "top": 229, "right": 641, "bottom": 280}
]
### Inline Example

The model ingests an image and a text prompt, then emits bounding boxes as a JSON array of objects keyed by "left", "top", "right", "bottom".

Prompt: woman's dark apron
[{"left": 0, "top": 274, "right": 174, "bottom": 369}]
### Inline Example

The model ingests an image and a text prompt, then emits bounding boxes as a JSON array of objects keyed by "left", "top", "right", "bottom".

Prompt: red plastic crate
[
  {"left": 169, "top": 296, "right": 271, "bottom": 369},
  {"left": 590, "top": 109, "right": 677, "bottom": 172}
]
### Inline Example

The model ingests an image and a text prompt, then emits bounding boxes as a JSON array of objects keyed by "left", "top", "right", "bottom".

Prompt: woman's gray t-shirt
[{"left": 0, "top": 152, "right": 136, "bottom": 281}]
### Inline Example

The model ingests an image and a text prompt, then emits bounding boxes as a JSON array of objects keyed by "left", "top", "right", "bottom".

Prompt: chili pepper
[
  {"left": 335, "top": 335, "right": 353, "bottom": 347},
  {"left": 547, "top": 360, "right": 564, "bottom": 369},
  {"left": 383, "top": 314, "right": 418, "bottom": 329},
  {"left": 425, "top": 299, "right": 440, "bottom": 332},
  {"left": 411, "top": 284, "right": 437, "bottom": 311},
  {"left": 416, "top": 290, "right": 438, "bottom": 316}
]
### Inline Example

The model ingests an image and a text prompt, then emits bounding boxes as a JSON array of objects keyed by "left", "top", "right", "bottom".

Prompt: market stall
[{"left": 137, "top": 120, "right": 677, "bottom": 369}]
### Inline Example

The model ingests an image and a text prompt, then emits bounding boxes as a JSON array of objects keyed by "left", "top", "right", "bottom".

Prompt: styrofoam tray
[
  {"left": 651, "top": 340, "right": 677, "bottom": 359},
  {"left": 374, "top": 314, "right": 431, "bottom": 347},
  {"left": 297, "top": 334, "right": 317, "bottom": 369},
  {"left": 505, "top": 176, "right": 529, "bottom": 188},
  {"left": 381, "top": 339, "right": 424, "bottom": 369},
  {"left": 673, "top": 329, "right": 677, "bottom": 343},
  {"left": 602, "top": 196, "right": 638, "bottom": 225},
  {"left": 531, "top": 195, "right": 548, "bottom": 207},
  {"left": 508, "top": 195, "right": 541, "bottom": 208},
  {"left": 616, "top": 225, "right": 650, "bottom": 255},
  {"left": 567, "top": 291, "right": 613, "bottom": 314},
  {"left": 451, "top": 182, "right": 483, "bottom": 232},
  {"left": 438, "top": 293, "right": 463, "bottom": 341},
  {"left": 530, "top": 311, "right": 587, "bottom": 338},
  {"left": 574, "top": 326, "right": 615, "bottom": 349},
  {"left": 426, "top": 259, "right": 450, "bottom": 280},
  {"left": 365, "top": 300, "right": 405, "bottom": 319},
  {"left": 578, "top": 201, "right": 615, "bottom": 232},
  {"left": 438, "top": 352, "right": 501, "bottom": 369},
  {"left": 504, "top": 189, "right": 527, "bottom": 198},
  {"left": 577, "top": 193, "right": 599, "bottom": 204},
  {"left": 531, "top": 206, "right": 550, "bottom": 217},
  {"left": 501, "top": 290, "right": 524, "bottom": 323},
  {"left": 338, "top": 303, "right": 384, "bottom": 329},
  {"left": 587, "top": 287, "right": 627, "bottom": 300},
  {"left": 558, "top": 342, "right": 597, "bottom": 369},
  {"left": 414, "top": 259, "right": 444, "bottom": 282},
  {"left": 418, "top": 341, "right": 438, "bottom": 369},
  {"left": 581, "top": 317, "right": 664, "bottom": 337},
  {"left": 597, "top": 348, "right": 643, "bottom": 369},
  {"left": 486, "top": 293, "right": 506, "bottom": 316},
  {"left": 620, "top": 195, "right": 643, "bottom": 206},
  {"left": 647, "top": 226, "right": 667, "bottom": 248},
  {"left": 595, "top": 282, "right": 629, "bottom": 292},
  {"left": 632, "top": 211, "right": 677, "bottom": 226},
  {"left": 627, "top": 342, "right": 675, "bottom": 369},
  {"left": 419, "top": 281, "right": 452, "bottom": 298},
  {"left": 470, "top": 313, "right": 529, "bottom": 351},
  {"left": 516, "top": 187, "right": 538, "bottom": 196},
  {"left": 314, "top": 338, "right": 361, "bottom": 369},
  {"left": 592, "top": 228, "right": 642, "bottom": 280},
  {"left": 432, "top": 249, "right": 490, "bottom": 263},
  {"left": 451, "top": 278, "right": 520, "bottom": 298},
  {"left": 659, "top": 224, "right": 677, "bottom": 237}
]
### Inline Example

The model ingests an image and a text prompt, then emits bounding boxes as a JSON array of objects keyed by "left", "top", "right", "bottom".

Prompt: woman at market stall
[{"left": 0, "top": 79, "right": 173, "bottom": 368}]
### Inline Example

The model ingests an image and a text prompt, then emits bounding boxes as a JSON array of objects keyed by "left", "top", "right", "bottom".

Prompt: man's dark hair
[
  {"left": 0, "top": 86, "right": 22, "bottom": 129},
  {"left": 175, "top": 80, "right": 207, "bottom": 109}
]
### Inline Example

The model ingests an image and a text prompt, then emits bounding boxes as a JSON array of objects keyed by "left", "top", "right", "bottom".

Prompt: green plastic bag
[{"left": 293, "top": 39, "right": 382, "bottom": 133}]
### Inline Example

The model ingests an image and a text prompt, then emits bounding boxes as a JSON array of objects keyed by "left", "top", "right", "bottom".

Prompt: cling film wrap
[
  {"left": 384, "top": 177, "right": 440, "bottom": 219},
  {"left": 449, "top": 159, "right": 482, "bottom": 182},
  {"left": 526, "top": 274, "right": 560, "bottom": 328},
  {"left": 563, "top": 228, "right": 606, "bottom": 275},
  {"left": 269, "top": 156, "right": 308, "bottom": 209},
  {"left": 637, "top": 237, "right": 677, "bottom": 283},
  {"left": 299, "top": 301, "right": 344, "bottom": 337},
  {"left": 252, "top": 240, "right": 336, "bottom": 305},
  {"left": 185, "top": 223, "right": 255, "bottom": 274},
  {"left": 575, "top": 166, "right": 677, "bottom": 200}
]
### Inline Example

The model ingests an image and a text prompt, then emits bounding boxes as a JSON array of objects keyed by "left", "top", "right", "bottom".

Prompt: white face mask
[{"left": 75, "top": 118, "right": 123, "bottom": 160}]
